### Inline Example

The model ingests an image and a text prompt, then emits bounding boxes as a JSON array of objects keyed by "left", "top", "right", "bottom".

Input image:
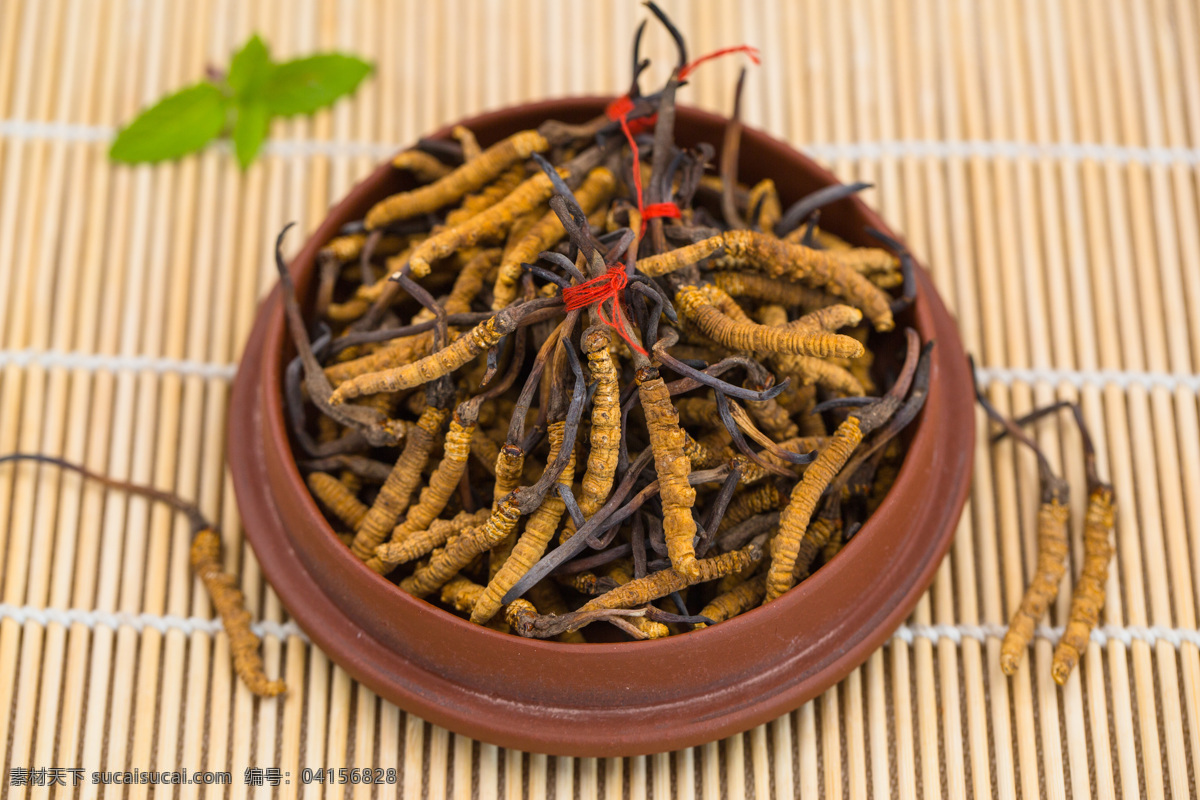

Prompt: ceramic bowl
[{"left": 227, "top": 98, "right": 974, "bottom": 757}]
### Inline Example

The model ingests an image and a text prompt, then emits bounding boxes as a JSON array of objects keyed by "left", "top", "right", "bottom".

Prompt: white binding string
[
  {"left": 5, "top": 118, "right": 1200, "bottom": 166},
  {"left": 802, "top": 139, "right": 1200, "bottom": 167},
  {"left": 2, "top": 602, "right": 1198, "bottom": 650},
  {"left": 974, "top": 365, "right": 1200, "bottom": 393},
  {"left": 0, "top": 602, "right": 306, "bottom": 641},
  {"left": 892, "top": 621, "right": 1200, "bottom": 650},
  {"left": 0, "top": 349, "right": 238, "bottom": 380}
]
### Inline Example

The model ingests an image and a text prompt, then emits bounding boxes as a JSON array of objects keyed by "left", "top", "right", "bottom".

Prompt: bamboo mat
[{"left": 1, "top": 0, "right": 1199, "bottom": 797}]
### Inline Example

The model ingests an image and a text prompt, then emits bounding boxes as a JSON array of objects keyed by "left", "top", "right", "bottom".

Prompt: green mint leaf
[
  {"left": 261, "top": 53, "right": 372, "bottom": 117},
  {"left": 233, "top": 101, "right": 269, "bottom": 169},
  {"left": 228, "top": 34, "right": 272, "bottom": 99},
  {"left": 109, "top": 82, "right": 229, "bottom": 163}
]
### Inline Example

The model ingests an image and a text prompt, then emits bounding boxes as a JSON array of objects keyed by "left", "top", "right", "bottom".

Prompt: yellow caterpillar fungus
[{"left": 365, "top": 130, "right": 549, "bottom": 229}]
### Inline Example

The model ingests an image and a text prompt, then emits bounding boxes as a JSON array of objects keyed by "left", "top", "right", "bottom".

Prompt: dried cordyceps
[
  {"left": 0, "top": 454, "right": 285, "bottom": 696},
  {"left": 306, "top": 471, "right": 368, "bottom": 529},
  {"left": 675, "top": 283, "right": 864, "bottom": 359},
  {"left": 968, "top": 368, "right": 1071, "bottom": 680},
  {"left": 330, "top": 311, "right": 518, "bottom": 402},
  {"left": 493, "top": 167, "right": 618, "bottom": 310},
  {"left": 561, "top": 326, "right": 622, "bottom": 541},
  {"left": 766, "top": 330, "right": 922, "bottom": 601},
  {"left": 364, "top": 130, "right": 550, "bottom": 230},
  {"left": 635, "top": 231, "right": 896, "bottom": 331},
  {"left": 402, "top": 167, "right": 566, "bottom": 280},
  {"left": 580, "top": 540, "right": 765, "bottom": 612},
  {"left": 368, "top": 407, "right": 475, "bottom": 574},
  {"left": 978, "top": 393, "right": 1117, "bottom": 684},
  {"left": 981, "top": 384, "right": 1070, "bottom": 677},
  {"left": 351, "top": 402, "right": 449, "bottom": 564},
  {"left": 695, "top": 574, "right": 767, "bottom": 627},
  {"left": 1054, "top": 481, "right": 1114, "bottom": 683},
  {"left": 472, "top": 420, "right": 577, "bottom": 624},
  {"left": 280, "top": 3, "right": 925, "bottom": 641},
  {"left": 374, "top": 508, "right": 490, "bottom": 567}
]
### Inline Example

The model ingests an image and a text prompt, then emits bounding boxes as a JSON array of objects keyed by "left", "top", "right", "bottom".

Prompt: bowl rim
[{"left": 228, "top": 96, "right": 974, "bottom": 756}]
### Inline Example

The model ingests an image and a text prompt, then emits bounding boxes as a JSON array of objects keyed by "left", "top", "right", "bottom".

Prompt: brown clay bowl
[{"left": 228, "top": 98, "right": 974, "bottom": 757}]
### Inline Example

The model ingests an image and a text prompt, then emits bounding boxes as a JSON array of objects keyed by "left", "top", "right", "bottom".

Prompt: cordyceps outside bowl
[{"left": 228, "top": 97, "right": 974, "bottom": 757}]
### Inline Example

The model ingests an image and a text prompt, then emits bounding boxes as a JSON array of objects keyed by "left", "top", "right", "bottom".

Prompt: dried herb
[{"left": 977, "top": 390, "right": 1116, "bottom": 684}]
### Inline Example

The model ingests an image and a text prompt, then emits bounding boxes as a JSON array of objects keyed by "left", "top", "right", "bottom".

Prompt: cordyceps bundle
[
  {"left": 972, "top": 378, "right": 1116, "bottom": 685},
  {"left": 290, "top": 2, "right": 928, "bottom": 644}
]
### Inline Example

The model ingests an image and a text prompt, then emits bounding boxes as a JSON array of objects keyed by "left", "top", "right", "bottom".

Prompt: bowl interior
[{"left": 229, "top": 97, "right": 974, "bottom": 756}]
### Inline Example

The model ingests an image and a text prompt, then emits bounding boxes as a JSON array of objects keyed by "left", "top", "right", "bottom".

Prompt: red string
[
  {"left": 625, "top": 115, "right": 657, "bottom": 136},
  {"left": 678, "top": 44, "right": 761, "bottom": 80},
  {"left": 579, "top": 45, "right": 761, "bottom": 354},
  {"left": 608, "top": 99, "right": 657, "bottom": 241},
  {"left": 562, "top": 265, "right": 648, "bottom": 355},
  {"left": 606, "top": 95, "right": 657, "bottom": 135},
  {"left": 617, "top": 115, "right": 646, "bottom": 227},
  {"left": 606, "top": 95, "right": 651, "bottom": 228},
  {"left": 642, "top": 202, "right": 681, "bottom": 221},
  {"left": 639, "top": 201, "right": 681, "bottom": 238},
  {"left": 606, "top": 43, "right": 759, "bottom": 238},
  {"left": 605, "top": 95, "right": 635, "bottom": 120}
]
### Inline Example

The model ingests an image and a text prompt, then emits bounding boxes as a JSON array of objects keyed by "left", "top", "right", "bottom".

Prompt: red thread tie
[
  {"left": 607, "top": 44, "right": 760, "bottom": 242},
  {"left": 639, "top": 201, "right": 681, "bottom": 238},
  {"left": 625, "top": 115, "right": 657, "bottom": 136},
  {"left": 605, "top": 95, "right": 636, "bottom": 120},
  {"left": 606, "top": 95, "right": 652, "bottom": 233},
  {"left": 678, "top": 45, "right": 761, "bottom": 80},
  {"left": 642, "top": 203, "right": 681, "bottom": 221},
  {"left": 617, "top": 115, "right": 646, "bottom": 232},
  {"left": 606, "top": 95, "right": 657, "bottom": 135},
  {"left": 562, "top": 265, "right": 648, "bottom": 356}
]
